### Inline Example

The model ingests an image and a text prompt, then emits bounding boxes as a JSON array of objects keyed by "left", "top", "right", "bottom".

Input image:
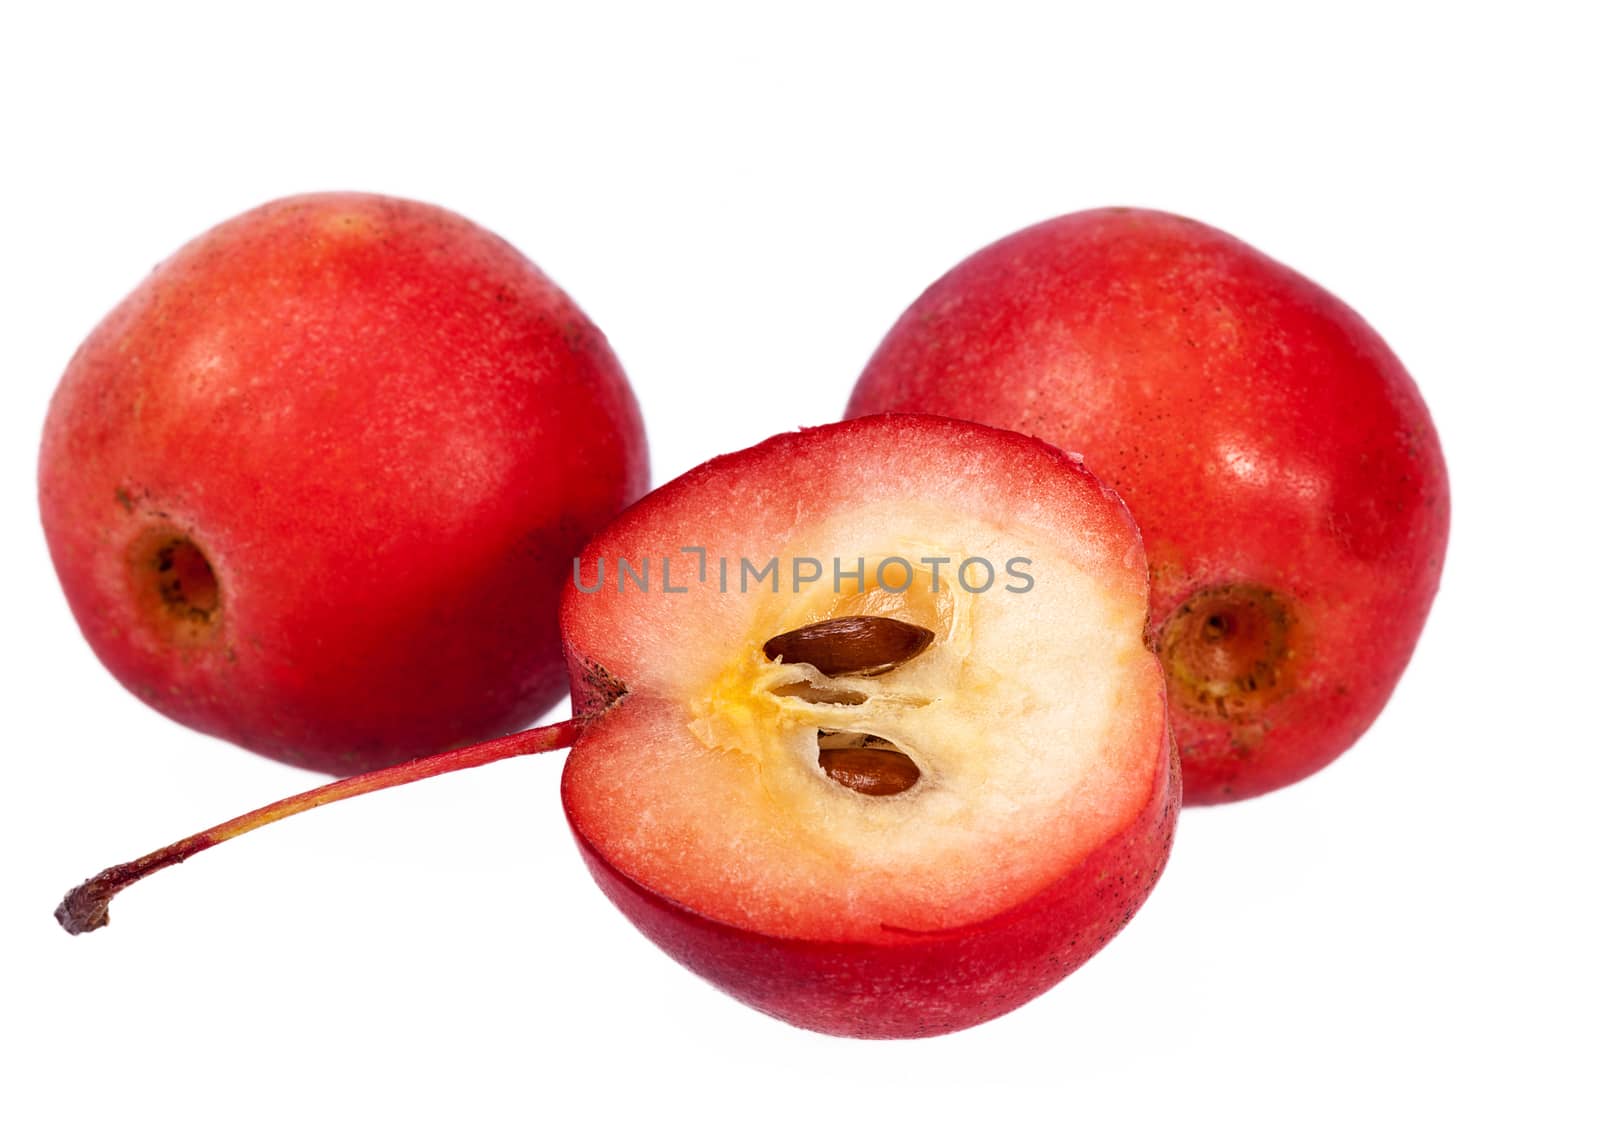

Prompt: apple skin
[
  {"left": 39, "top": 192, "right": 648, "bottom": 775},
  {"left": 848, "top": 209, "right": 1449, "bottom": 803},
  {"left": 571, "top": 740, "right": 1176, "bottom": 1039},
  {"left": 557, "top": 415, "right": 1178, "bottom": 1037}
]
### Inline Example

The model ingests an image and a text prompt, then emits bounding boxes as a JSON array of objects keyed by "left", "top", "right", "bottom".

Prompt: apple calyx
[
  {"left": 1155, "top": 583, "right": 1296, "bottom": 722},
  {"left": 54, "top": 717, "right": 587, "bottom": 935},
  {"left": 128, "top": 527, "right": 222, "bottom": 644}
]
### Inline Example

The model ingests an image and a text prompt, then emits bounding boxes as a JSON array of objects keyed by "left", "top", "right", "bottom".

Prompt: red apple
[
  {"left": 57, "top": 415, "right": 1177, "bottom": 1040},
  {"left": 848, "top": 208, "right": 1449, "bottom": 804},
  {"left": 559, "top": 414, "right": 1176, "bottom": 1036},
  {"left": 39, "top": 192, "right": 648, "bottom": 775}
]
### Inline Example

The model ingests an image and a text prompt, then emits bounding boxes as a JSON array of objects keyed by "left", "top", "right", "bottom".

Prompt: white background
[{"left": 3, "top": 3, "right": 1595, "bottom": 1138}]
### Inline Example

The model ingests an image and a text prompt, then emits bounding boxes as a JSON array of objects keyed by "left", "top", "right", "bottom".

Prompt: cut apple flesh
[{"left": 560, "top": 415, "right": 1176, "bottom": 1035}]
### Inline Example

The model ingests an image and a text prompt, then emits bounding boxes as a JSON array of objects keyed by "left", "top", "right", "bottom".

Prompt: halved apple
[{"left": 561, "top": 414, "right": 1177, "bottom": 1036}]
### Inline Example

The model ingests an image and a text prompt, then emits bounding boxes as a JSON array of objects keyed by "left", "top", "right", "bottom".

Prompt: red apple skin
[
  {"left": 571, "top": 739, "right": 1176, "bottom": 1038},
  {"left": 39, "top": 192, "right": 648, "bottom": 775},
  {"left": 848, "top": 209, "right": 1449, "bottom": 804}
]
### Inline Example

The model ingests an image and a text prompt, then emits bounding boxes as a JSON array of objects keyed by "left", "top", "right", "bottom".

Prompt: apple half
[{"left": 560, "top": 414, "right": 1177, "bottom": 1037}]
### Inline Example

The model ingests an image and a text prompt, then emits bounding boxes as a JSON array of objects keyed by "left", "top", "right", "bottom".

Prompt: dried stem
[{"left": 56, "top": 718, "right": 584, "bottom": 935}]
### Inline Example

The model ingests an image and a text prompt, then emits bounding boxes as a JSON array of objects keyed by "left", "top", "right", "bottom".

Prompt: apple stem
[{"left": 55, "top": 717, "right": 585, "bottom": 936}]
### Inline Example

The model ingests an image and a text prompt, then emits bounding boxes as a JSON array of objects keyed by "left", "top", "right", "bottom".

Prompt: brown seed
[
  {"left": 817, "top": 747, "right": 921, "bottom": 796},
  {"left": 762, "top": 615, "right": 935, "bottom": 677}
]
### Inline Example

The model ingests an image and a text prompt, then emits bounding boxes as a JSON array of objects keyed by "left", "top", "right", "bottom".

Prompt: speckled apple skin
[
  {"left": 39, "top": 193, "right": 648, "bottom": 774},
  {"left": 848, "top": 209, "right": 1449, "bottom": 803}
]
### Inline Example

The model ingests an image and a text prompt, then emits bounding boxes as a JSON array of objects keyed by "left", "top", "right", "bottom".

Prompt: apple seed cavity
[{"left": 763, "top": 615, "right": 934, "bottom": 796}]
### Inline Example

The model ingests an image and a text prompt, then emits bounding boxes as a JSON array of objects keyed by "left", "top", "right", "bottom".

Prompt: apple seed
[
  {"left": 816, "top": 743, "right": 921, "bottom": 796},
  {"left": 763, "top": 615, "right": 934, "bottom": 677}
]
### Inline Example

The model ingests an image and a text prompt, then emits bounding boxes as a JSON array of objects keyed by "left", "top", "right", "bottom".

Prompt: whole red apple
[
  {"left": 39, "top": 192, "right": 648, "bottom": 775},
  {"left": 58, "top": 415, "right": 1176, "bottom": 1040},
  {"left": 848, "top": 209, "right": 1449, "bottom": 803}
]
